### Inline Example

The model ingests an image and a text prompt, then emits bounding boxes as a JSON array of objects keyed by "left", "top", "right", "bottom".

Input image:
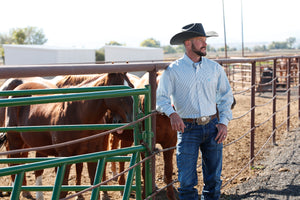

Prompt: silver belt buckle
[{"left": 196, "top": 116, "right": 210, "bottom": 125}]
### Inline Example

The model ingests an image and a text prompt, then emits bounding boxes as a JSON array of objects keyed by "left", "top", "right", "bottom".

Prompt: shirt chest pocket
[{"left": 196, "top": 73, "right": 217, "bottom": 89}]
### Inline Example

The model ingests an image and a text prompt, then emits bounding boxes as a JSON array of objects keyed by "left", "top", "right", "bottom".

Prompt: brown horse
[{"left": 3, "top": 73, "right": 134, "bottom": 199}]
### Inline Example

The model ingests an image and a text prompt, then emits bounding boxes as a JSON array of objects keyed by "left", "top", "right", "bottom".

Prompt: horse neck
[
  {"left": 63, "top": 99, "right": 107, "bottom": 124},
  {"left": 65, "top": 73, "right": 133, "bottom": 123}
]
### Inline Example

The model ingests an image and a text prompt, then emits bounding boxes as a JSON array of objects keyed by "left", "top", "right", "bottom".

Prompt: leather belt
[{"left": 182, "top": 114, "right": 218, "bottom": 125}]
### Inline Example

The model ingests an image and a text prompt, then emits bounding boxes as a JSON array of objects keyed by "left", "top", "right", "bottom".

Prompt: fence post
[
  {"left": 250, "top": 61, "right": 256, "bottom": 167},
  {"left": 272, "top": 59, "right": 277, "bottom": 145},
  {"left": 287, "top": 58, "right": 291, "bottom": 132},
  {"left": 149, "top": 69, "right": 157, "bottom": 200},
  {"left": 10, "top": 172, "right": 25, "bottom": 200},
  {"left": 298, "top": 58, "right": 300, "bottom": 120}
]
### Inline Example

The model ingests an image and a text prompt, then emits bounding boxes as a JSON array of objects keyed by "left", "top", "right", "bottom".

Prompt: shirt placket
[{"left": 195, "top": 63, "right": 203, "bottom": 117}]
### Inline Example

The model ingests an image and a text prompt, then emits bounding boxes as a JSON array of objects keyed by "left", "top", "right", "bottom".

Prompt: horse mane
[
  {"left": 56, "top": 74, "right": 102, "bottom": 88},
  {"left": 82, "top": 73, "right": 134, "bottom": 88}
]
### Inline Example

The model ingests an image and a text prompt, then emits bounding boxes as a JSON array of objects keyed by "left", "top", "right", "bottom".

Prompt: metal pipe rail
[
  {"left": 0, "top": 146, "right": 145, "bottom": 199},
  {"left": 0, "top": 84, "right": 153, "bottom": 200},
  {"left": 0, "top": 62, "right": 170, "bottom": 79}
]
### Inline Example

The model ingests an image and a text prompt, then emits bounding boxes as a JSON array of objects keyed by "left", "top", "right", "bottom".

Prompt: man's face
[{"left": 190, "top": 37, "right": 207, "bottom": 56}]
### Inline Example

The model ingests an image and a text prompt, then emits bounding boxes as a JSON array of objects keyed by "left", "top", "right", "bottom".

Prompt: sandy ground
[
  {"left": 0, "top": 91, "right": 299, "bottom": 200},
  {"left": 223, "top": 128, "right": 300, "bottom": 199}
]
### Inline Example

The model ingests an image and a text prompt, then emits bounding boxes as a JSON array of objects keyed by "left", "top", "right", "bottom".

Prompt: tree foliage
[
  {"left": 286, "top": 37, "right": 296, "bottom": 48},
  {"left": 268, "top": 41, "right": 288, "bottom": 50},
  {"left": 163, "top": 45, "right": 176, "bottom": 54},
  {"left": 268, "top": 37, "right": 296, "bottom": 50},
  {"left": 0, "top": 26, "right": 47, "bottom": 45},
  {"left": 207, "top": 44, "right": 216, "bottom": 52},
  {"left": 140, "top": 38, "right": 160, "bottom": 47},
  {"left": 12, "top": 27, "right": 47, "bottom": 45},
  {"left": 105, "top": 41, "right": 124, "bottom": 46},
  {"left": 253, "top": 45, "right": 268, "bottom": 52},
  {"left": 95, "top": 48, "right": 105, "bottom": 61}
]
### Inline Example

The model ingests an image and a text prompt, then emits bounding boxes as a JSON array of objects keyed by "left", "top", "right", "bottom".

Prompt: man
[{"left": 156, "top": 23, "right": 233, "bottom": 200}]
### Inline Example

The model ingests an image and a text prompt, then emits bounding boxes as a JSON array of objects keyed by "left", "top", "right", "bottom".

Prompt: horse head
[{"left": 92, "top": 73, "right": 134, "bottom": 125}]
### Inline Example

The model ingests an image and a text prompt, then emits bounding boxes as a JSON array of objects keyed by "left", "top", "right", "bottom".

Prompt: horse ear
[{"left": 123, "top": 73, "right": 134, "bottom": 88}]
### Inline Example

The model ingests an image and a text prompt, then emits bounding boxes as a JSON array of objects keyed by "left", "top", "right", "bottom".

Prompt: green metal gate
[{"left": 0, "top": 84, "right": 153, "bottom": 200}]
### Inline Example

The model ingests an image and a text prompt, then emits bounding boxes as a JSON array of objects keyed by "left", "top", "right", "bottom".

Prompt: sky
[{"left": 0, "top": 0, "right": 299, "bottom": 49}]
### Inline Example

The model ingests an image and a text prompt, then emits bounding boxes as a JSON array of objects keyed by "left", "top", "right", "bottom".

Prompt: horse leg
[
  {"left": 110, "top": 135, "right": 120, "bottom": 179},
  {"left": 118, "top": 139, "right": 133, "bottom": 187},
  {"left": 6, "top": 132, "right": 33, "bottom": 199},
  {"left": 75, "top": 163, "right": 84, "bottom": 200},
  {"left": 87, "top": 134, "right": 110, "bottom": 198},
  {"left": 34, "top": 152, "right": 45, "bottom": 200},
  {"left": 58, "top": 164, "right": 71, "bottom": 199},
  {"left": 87, "top": 162, "right": 103, "bottom": 199},
  {"left": 162, "top": 148, "right": 176, "bottom": 200}
]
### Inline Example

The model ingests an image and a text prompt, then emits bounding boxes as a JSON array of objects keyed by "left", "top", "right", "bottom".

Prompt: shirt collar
[
  {"left": 183, "top": 54, "right": 202, "bottom": 69},
  {"left": 183, "top": 54, "right": 202, "bottom": 66}
]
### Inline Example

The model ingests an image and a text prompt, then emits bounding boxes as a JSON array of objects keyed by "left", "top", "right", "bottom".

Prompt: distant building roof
[{"left": 3, "top": 44, "right": 95, "bottom": 65}]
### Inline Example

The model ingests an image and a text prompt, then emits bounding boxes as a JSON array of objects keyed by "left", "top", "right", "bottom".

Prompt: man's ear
[{"left": 184, "top": 40, "right": 191, "bottom": 47}]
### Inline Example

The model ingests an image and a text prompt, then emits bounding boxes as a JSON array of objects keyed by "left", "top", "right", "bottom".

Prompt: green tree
[
  {"left": 175, "top": 45, "right": 185, "bottom": 53},
  {"left": 12, "top": 28, "right": 26, "bottom": 44},
  {"left": 268, "top": 41, "right": 288, "bottom": 49},
  {"left": 286, "top": 37, "right": 296, "bottom": 49},
  {"left": 253, "top": 45, "right": 267, "bottom": 52},
  {"left": 140, "top": 38, "right": 160, "bottom": 47},
  {"left": 207, "top": 44, "right": 216, "bottom": 52},
  {"left": 95, "top": 48, "right": 105, "bottom": 61},
  {"left": 105, "top": 41, "right": 124, "bottom": 46},
  {"left": 163, "top": 45, "right": 176, "bottom": 54},
  {"left": 0, "top": 33, "right": 13, "bottom": 44},
  {"left": 11, "top": 27, "right": 47, "bottom": 44},
  {"left": 218, "top": 46, "right": 229, "bottom": 52},
  {"left": 0, "top": 47, "right": 4, "bottom": 62},
  {"left": 0, "top": 26, "right": 47, "bottom": 45}
]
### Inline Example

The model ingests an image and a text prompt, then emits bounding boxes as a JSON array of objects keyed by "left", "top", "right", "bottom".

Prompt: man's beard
[{"left": 191, "top": 43, "right": 207, "bottom": 57}]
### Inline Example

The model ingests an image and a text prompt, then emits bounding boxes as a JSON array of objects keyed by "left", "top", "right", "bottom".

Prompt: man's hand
[
  {"left": 169, "top": 112, "right": 185, "bottom": 133},
  {"left": 215, "top": 123, "right": 228, "bottom": 144}
]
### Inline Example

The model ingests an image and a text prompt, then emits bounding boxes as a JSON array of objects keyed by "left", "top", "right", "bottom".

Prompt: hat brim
[{"left": 170, "top": 31, "right": 218, "bottom": 45}]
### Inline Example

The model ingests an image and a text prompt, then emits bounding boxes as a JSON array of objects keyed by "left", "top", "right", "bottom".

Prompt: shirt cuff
[
  {"left": 219, "top": 118, "right": 229, "bottom": 126},
  {"left": 165, "top": 108, "right": 176, "bottom": 117}
]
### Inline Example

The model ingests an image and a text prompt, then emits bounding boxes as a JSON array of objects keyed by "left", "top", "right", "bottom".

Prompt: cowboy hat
[{"left": 170, "top": 23, "right": 218, "bottom": 45}]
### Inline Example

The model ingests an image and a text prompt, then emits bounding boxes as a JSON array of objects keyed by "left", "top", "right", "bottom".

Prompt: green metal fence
[{"left": 0, "top": 84, "right": 153, "bottom": 200}]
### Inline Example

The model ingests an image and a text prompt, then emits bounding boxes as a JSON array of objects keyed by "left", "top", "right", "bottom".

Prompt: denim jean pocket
[
  {"left": 183, "top": 122, "right": 194, "bottom": 133},
  {"left": 208, "top": 118, "right": 219, "bottom": 133}
]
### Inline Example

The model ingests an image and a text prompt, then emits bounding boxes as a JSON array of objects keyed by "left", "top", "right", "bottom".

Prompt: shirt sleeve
[
  {"left": 156, "top": 68, "right": 176, "bottom": 117},
  {"left": 216, "top": 67, "right": 234, "bottom": 126}
]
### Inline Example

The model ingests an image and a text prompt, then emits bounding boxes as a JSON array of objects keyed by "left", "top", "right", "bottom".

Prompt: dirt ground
[
  {"left": 223, "top": 128, "right": 300, "bottom": 200},
  {"left": 0, "top": 90, "right": 299, "bottom": 200}
]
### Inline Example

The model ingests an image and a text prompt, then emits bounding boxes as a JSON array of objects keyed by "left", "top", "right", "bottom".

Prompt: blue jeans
[{"left": 176, "top": 118, "right": 223, "bottom": 200}]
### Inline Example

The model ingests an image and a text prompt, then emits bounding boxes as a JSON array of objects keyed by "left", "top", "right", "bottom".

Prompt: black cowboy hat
[{"left": 170, "top": 23, "right": 218, "bottom": 45}]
